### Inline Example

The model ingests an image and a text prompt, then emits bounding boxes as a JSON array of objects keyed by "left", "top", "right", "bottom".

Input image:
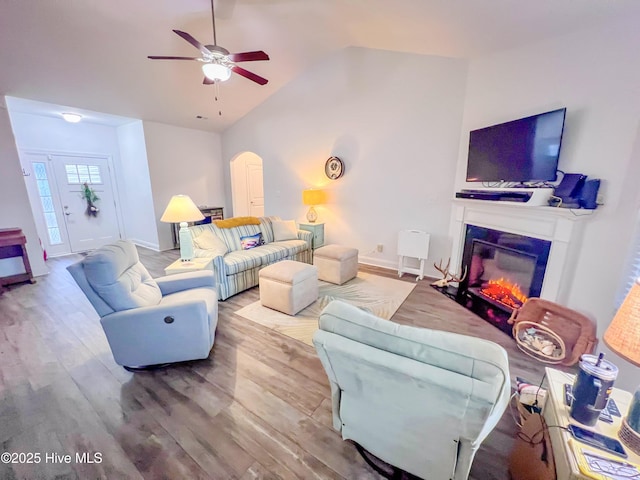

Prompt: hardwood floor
[{"left": 0, "top": 247, "right": 575, "bottom": 479}]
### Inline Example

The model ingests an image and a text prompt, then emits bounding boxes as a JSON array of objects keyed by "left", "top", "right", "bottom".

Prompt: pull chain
[{"left": 214, "top": 81, "right": 222, "bottom": 116}]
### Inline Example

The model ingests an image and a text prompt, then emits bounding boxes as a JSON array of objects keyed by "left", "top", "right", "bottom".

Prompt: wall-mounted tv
[{"left": 466, "top": 108, "right": 566, "bottom": 183}]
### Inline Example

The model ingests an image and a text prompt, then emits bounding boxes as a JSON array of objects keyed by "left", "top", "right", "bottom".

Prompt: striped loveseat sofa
[{"left": 190, "top": 216, "right": 312, "bottom": 300}]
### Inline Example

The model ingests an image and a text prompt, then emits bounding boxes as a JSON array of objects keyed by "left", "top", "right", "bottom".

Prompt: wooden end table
[{"left": 543, "top": 367, "right": 640, "bottom": 479}]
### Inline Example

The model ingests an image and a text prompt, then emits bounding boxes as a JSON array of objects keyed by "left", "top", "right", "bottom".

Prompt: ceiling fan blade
[
  {"left": 203, "top": 76, "right": 216, "bottom": 85},
  {"left": 228, "top": 51, "right": 270, "bottom": 62},
  {"left": 148, "top": 56, "right": 200, "bottom": 60},
  {"left": 173, "top": 29, "right": 211, "bottom": 56},
  {"left": 232, "top": 66, "right": 268, "bottom": 85}
]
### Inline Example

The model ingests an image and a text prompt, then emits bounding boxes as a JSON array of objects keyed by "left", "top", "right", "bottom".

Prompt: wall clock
[{"left": 325, "top": 156, "right": 344, "bottom": 180}]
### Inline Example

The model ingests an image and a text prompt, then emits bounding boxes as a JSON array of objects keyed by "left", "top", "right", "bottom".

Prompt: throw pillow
[
  {"left": 193, "top": 230, "right": 228, "bottom": 253},
  {"left": 272, "top": 220, "right": 298, "bottom": 241},
  {"left": 240, "top": 232, "right": 265, "bottom": 250}
]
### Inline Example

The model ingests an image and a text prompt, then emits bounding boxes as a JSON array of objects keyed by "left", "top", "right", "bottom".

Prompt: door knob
[{"left": 64, "top": 212, "right": 71, "bottom": 216}]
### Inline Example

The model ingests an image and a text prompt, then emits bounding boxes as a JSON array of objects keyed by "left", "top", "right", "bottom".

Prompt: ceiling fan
[{"left": 148, "top": 0, "right": 269, "bottom": 86}]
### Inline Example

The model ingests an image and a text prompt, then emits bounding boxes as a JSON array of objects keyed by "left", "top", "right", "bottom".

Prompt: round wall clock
[{"left": 325, "top": 156, "right": 344, "bottom": 180}]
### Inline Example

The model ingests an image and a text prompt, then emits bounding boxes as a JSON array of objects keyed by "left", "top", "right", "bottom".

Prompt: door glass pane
[
  {"left": 77, "top": 165, "right": 90, "bottom": 183},
  {"left": 48, "top": 227, "right": 62, "bottom": 245},
  {"left": 40, "top": 195, "right": 54, "bottom": 212},
  {"left": 37, "top": 179, "right": 51, "bottom": 196},
  {"left": 33, "top": 162, "right": 63, "bottom": 246},
  {"left": 44, "top": 212, "right": 58, "bottom": 228},
  {"left": 65, "top": 163, "right": 102, "bottom": 184},
  {"left": 65, "top": 164, "right": 80, "bottom": 184},
  {"left": 33, "top": 162, "right": 47, "bottom": 180},
  {"left": 88, "top": 165, "right": 102, "bottom": 184}
]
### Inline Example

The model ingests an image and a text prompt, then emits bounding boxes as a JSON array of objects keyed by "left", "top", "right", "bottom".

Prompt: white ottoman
[
  {"left": 259, "top": 260, "right": 318, "bottom": 315},
  {"left": 314, "top": 245, "right": 359, "bottom": 285}
]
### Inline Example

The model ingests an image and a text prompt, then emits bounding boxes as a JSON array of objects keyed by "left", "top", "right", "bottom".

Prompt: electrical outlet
[
  {"left": 376, "top": 244, "right": 383, "bottom": 253},
  {"left": 596, "top": 194, "right": 605, "bottom": 205}
]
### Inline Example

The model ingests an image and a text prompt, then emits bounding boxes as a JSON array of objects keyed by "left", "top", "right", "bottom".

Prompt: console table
[
  {"left": 0, "top": 228, "right": 35, "bottom": 293},
  {"left": 543, "top": 367, "right": 640, "bottom": 479}
]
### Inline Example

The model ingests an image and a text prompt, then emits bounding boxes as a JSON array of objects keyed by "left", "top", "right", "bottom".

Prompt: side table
[
  {"left": 165, "top": 257, "right": 214, "bottom": 276},
  {"left": 543, "top": 367, "right": 640, "bottom": 479},
  {"left": 299, "top": 222, "right": 324, "bottom": 249},
  {"left": 0, "top": 228, "right": 35, "bottom": 293}
]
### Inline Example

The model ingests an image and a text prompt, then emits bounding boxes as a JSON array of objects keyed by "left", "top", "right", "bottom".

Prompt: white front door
[
  {"left": 246, "top": 159, "right": 264, "bottom": 217},
  {"left": 52, "top": 155, "right": 121, "bottom": 252}
]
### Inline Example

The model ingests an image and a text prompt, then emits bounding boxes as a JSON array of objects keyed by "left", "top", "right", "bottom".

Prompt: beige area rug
[{"left": 235, "top": 272, "right": 416, "bottom": 346}]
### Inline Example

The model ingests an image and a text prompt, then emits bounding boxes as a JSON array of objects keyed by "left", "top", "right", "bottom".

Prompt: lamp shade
[
  {"left": 202, "top": 63, "right": 231, "bottom": 81},
  {"left": 302, "top": 189, "right": 326, "bottom": 206},
  {"left": 160, "top": 195, "right": 205, "bottom": 223},
  {"left": 604, "top": 278, "right": 640, "bottom": 367}
]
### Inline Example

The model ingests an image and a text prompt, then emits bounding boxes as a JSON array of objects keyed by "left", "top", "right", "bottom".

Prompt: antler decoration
[{"left": 431, "top": 258, "right": 467, "bottom": 288}]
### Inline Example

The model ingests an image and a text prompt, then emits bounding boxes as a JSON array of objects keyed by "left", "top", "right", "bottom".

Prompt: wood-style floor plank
[{"left": 0, "top": 247, "right": 575, "bottom": 479}]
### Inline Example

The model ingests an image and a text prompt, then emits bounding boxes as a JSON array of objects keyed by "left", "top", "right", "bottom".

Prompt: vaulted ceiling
[{"left": 2, "top": 0, "right": 640, "bottom": 132}]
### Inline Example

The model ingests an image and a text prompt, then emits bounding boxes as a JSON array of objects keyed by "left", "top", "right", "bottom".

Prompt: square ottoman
[
  {"left": 314, "top": 245, "right": 359, "bottom": 285},
  {"left": 259, "top": 260, "right": 318, "bottom": 315}
]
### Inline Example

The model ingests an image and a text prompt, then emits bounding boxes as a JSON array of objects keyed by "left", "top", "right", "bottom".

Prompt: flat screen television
[{"left": 466, "top": 108, "right": 566, "bottom": 183}]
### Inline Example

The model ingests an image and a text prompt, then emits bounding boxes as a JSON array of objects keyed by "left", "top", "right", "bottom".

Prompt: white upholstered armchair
[
  {"left": 313, "top": 300, "right": 510, "bottom": 480},
  {"left": 67, "top": 240, "right": 218, "bottom": 370}
]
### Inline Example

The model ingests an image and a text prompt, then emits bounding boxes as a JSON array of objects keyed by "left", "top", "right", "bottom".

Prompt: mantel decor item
[
  {"left": 302, "top": 189, "right": 326, "bottom": 223},
  {"left": 325, "top": 156, "right": 344, "bottom": 180},
  {"left": 603, "top": 277, "right": 640, "bottom": 455},
  {"left": 81, "top": 182, "right": 100, "bottom": 217},
  {"left": 160, "top": 194, "right": 205, "bottom": 261}
]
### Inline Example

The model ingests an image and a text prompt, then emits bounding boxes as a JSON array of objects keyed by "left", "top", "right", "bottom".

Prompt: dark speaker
[
  {"left": 554, "top": 173, "right": 586, "bottom": 199},
  {"left": 579, "top": 179, "right": 600, "bottom": 209}
]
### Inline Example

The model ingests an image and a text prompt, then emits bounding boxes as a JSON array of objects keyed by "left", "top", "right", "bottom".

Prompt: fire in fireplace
[
  {"left": 475, "top": 278, "right": 528, "bottom": 310},
  {"left": 456, "top": 225, "right": 551, "bottom": 336}
]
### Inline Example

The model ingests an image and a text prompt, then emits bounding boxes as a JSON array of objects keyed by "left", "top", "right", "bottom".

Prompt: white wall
[
  {"left": 459, "top": 18, "right": 640, "bottom": 390},
  {"left": 222, "top": 47, "right": 468, "bottom": 273},
  {"left": 0, "top": 101, "right": 47, "bottom": 276},
  {"left": 9, "top": 112, "right": 122, "bottom": 155},
  {"left": 116, "top": 121, "right": 159, "bottom": 249},
  {"left": 142, "top": 121, "right": 226, "bottom": 251}
]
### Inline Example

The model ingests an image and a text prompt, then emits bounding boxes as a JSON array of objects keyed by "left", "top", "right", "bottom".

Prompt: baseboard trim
[
  {"left": 129, "top": 239, "right": 161, "bottom": 251},
  {"left": 358, "top": 255, "right": 397, "bottom": 270}
]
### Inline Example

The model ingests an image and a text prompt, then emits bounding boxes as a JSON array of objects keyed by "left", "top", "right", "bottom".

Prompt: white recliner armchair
[
  {"left": 313, "top": 300, "right": 510, "bottom": 480},
  {"left": 67, "top": 240, "right": 218, "bottom": 370}
]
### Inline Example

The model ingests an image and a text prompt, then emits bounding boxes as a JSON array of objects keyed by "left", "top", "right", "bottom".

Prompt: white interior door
[
  {"left": 246, "top": 159, "right": 264, "bottom": 217},
  {"left": 52, "top": 155, "right": 121, "bottom": 252}
]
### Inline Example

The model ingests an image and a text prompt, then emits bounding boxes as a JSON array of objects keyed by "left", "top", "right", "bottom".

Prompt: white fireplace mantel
[{"left": 449, "top": 199, "right": 594, "bottom": 304}]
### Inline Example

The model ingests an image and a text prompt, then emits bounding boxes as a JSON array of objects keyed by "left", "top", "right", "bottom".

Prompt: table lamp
[
  {"left": 302, "top": 189, "right": 326, "bottom": 223},
  {"left": 603, "top": 277, "right": 640, "bottom": 455},
  {"left": 160, "top": 194, "right": 204, "bottom": 261}
]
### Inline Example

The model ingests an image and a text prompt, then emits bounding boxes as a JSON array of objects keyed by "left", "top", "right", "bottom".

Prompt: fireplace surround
[
  {"left": 455, "top": 225, "right": 552, "bottom": 334},
  {"left": 448, "top": 199, "right": 593, "bottom": 334}
]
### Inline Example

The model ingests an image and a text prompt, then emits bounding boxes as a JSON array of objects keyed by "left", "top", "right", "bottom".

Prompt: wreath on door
[{"left": 81, "top": 182, "right": 100, "bottom": 217}]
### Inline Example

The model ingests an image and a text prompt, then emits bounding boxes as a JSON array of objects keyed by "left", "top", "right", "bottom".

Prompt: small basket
[
  {"left": 514, "top": 320, "right": 566, "bottom": 364},
  {"left": 620, "top": 418, "right": 640, "bottom": 456}
]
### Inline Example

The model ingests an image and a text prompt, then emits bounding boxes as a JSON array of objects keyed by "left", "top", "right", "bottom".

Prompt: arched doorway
[{"left": 230, "top": 152, "right": 264, "bottom": 217}]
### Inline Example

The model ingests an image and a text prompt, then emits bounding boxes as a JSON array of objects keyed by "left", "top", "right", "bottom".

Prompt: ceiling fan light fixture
[
  {"left": 61, "top": 112, "right": 82, "bottom": 123},
  {"left": 202, "top": 63, "right": 231, "bottom": 82}
]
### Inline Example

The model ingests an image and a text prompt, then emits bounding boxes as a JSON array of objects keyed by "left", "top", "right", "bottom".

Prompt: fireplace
[{"left": 455, "top": 225, "right": 551, "bottom": 336}]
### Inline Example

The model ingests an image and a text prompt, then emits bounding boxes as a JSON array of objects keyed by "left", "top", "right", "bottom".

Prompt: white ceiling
[{"left": 2, "top": 0, "right": 640, "bottom": 132}]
